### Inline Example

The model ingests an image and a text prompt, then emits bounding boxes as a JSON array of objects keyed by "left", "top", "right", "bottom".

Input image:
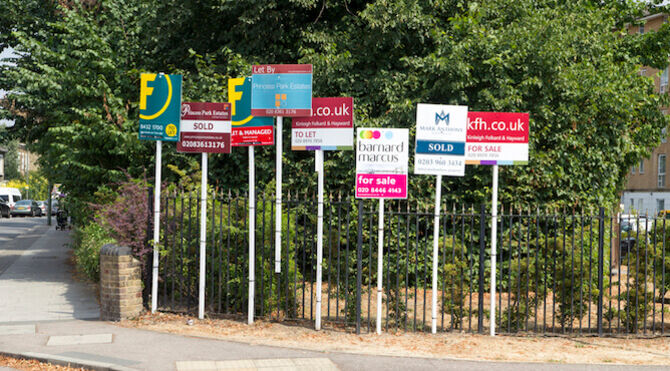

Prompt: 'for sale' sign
[
  {"left": 177, "top": 102, "right": 231, "bottom": 153},
  {"left": 465, "top": 112, "right": 529, "bottom": 165},
  {"left": 292, "top": 97, "right": 353, "bottom": 150},
  {"left": 355, "top": 128, "right": 408, "bottom": 199}
]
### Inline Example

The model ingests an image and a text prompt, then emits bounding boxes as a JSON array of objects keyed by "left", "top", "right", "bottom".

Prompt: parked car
[
  {"left": 11, "top": 200, "right": 41, "bottom": 217},
  {"left": 620, "top": 215, "right": 653, "bottom": 233},
  {"left": 0, "top": 187, "right": 22, "bottom": 208},
  {"left": 36, "top": 201, "right": 47, "bottom": 216},
  {"left": 0, "top": 200, "right": 10, "bottom": 218},
  {"left": 51, "top": 199, "right": 59, "bottom": 215}
]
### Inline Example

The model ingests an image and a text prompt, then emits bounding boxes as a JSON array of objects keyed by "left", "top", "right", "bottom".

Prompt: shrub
[{"left": 72, "top": 223, "right": 115, "bottom": 282}]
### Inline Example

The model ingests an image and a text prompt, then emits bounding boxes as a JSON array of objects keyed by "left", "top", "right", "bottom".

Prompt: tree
[{"left": 0, "top": 0, "right": 669, "bottom": 214}]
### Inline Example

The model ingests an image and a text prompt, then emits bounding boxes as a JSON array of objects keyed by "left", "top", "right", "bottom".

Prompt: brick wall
[{"left": 100, "top": 244, "right": 143, "bottom": 321}]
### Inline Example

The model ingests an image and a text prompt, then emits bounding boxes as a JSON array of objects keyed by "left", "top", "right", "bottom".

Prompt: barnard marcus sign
[
  {"left": 414, "top": 104, "right": 467, "bottom": 176},
  {"left": 465, "top": 112, "right": 529, "bottom": 165},
  {"left": 355, "top": 128, "right": 408, "bottom": 199}
]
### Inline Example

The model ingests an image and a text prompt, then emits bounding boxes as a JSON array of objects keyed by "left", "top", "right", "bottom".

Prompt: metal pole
[
  {"left": 597, "top": 207, "right": 605, "bottom": 336},
  {"left": 47, "top": 183, "right": 53, "bottom": 226},
  {"left": 355, "top": 200, "right": 363, "bottom": 335},
  {"left": 248, "top": 147, "right": 256, "bottom": 324},
  {"left": 431, "top": 175, "right": 442, "bottom": 334},
  {"left": 151, "top": 140, "right": 162, "bottom": 313},
  {"left": 478, "top": 203, "right": 486, "bottom": 333},
  {"left": 490, "top": 164, "right": 499, "bottom": 336},
  {"left": 376, "top": 198, "right": 384, "bottom": 334},
  {"left": 198, "top": 152, "right": 207, "bottom": 319},
  {"left": 275, "top": 116, "right": 283, "bottom": 273},
  {"left": 315, "top": 150, "right": 324, "bottom": 330}
]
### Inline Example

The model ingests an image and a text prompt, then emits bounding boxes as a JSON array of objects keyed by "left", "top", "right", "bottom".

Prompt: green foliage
[
  {"left": 2, "top": 139, "right": 20, "bottom": 180},
  {"left": 1, "top": 0, "right": 669, "bottom": 216},
  {"left": 71, "top": 222, "right": 115, "bottom": 282}
]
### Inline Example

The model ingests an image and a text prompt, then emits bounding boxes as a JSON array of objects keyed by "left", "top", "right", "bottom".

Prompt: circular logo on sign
[{"left": 165, "top": 124, "right": 177, "bottom": 137}]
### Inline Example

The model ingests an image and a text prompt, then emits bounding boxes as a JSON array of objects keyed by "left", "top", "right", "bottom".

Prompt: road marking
[
  {"left": 0, "top": 324, "right": 35, "bottom": 335},
  {"left": 46, "top": 334, "right": 113, "bottom": 346},
  {"left": 176, "top": 358, "right": 338, "bottom": 371}
]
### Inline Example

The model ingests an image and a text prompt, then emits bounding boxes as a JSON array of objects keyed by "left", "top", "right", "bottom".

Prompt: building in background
[
  {"left": 622, "top": 13, "right": 670, "bottom": 216},
  {"left": 17, "top": 143, "right": 38, "bottom": 177}
]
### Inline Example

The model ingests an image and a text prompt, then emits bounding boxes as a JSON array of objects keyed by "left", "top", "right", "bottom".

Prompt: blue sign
[
  {"left": 416, "top": 140, "right": 465, "bottom": 155},
  {"left": 139, "top": 73, "right": 182, "bottom": 141},
  {"left": 251, "top": 64, "right": 312, "bottom": 117}
]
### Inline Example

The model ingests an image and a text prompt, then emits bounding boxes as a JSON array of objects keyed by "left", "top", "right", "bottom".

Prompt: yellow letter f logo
[{"left": 140, "top": 73, "right": 156, "bottom": 110}]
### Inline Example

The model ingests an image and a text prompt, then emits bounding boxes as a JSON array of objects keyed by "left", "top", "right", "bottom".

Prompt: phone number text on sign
[{"left": 180, "top": 139, "right": 228, "bottom": 150}]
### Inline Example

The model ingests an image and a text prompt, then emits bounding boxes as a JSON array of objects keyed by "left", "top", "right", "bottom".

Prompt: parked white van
[{"left": 0, "top": 187, "right": 22, "bottom": 208}]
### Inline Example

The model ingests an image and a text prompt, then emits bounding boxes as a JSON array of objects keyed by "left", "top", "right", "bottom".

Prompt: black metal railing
[{"left": 153, "top": 189, "right": 670, "bottom": 336}]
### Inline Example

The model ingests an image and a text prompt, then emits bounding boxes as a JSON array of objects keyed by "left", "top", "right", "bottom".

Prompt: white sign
[{"left": 414, "top": 104, "right": 468, "bottom": 176}]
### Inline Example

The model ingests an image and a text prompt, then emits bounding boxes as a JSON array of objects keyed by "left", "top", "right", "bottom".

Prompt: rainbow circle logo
[{"left": 360, "top": 130, "right": 390, "bottom": 140}]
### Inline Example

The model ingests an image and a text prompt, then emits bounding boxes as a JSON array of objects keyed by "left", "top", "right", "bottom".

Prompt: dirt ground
[
  {"left": 0, "top": 355, "right": 85, "bottom": 371},
  {"left": 119, "top": 311, "right": 670, "bottom": 366}
]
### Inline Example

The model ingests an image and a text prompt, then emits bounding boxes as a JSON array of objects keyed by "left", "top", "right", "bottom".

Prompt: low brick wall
[{"left": 100, "top": 244, "right": 142, "bottom": 321}]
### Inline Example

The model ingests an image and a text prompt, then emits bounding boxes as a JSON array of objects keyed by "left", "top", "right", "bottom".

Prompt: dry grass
[
  {"left": 0, "top": 355, "right": 86, "bottom": 371},
  {"left": 118, "top": 311, "right": 670, "bottom": 366}
]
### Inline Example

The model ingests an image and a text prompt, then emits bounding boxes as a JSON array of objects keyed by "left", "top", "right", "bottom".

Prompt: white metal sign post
[
  {"left": 138, "top": 73, "right": 182, "bottom": 314},
  {"left": 275, "top": 116, "right": 283, "bottom": 273},
  {"left": 251, "top": 64, "right": 313, "bottom": 274},
  {"left": 228, "top": 77, "right": 274, "bottom": 324},
  {"left": 414, "top": 103, "right": 468, "bottom": 334},
  {"left": 465, "top": 111, "right": 529, "bottom": 336},
  {"left": 176, "top": 101, "right": 232, "bottom": 320},
  {"left": 355, "top": 128, "right": 408, "bottom": 334},
  {"left": 199, "top": 152, "right": 208, "bottom": 319},
  {"left": 152, "top": 141, "right": 162, "bottom": 313},
  {"left": 293, "top": 97, "right": 354, "bottom": 330}
]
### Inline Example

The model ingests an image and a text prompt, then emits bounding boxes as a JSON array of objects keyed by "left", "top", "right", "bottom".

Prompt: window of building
[
  {"left": 632, "top": 165, "right": 636, "bottom": 174},
  {"left": 640, "top": 68, "right": 648, "bottom": 76},
  {"left": 630, "top": 198, "right": 635, "bottom": 211},
  {"left": 639, "top": 159, "right": 645, "bottom": 174},
  {"left": 638, "top": 198, "right": 644, "bottom": 212},
  {"left": 663, "top": 127, "right": 668, "bottom": 143},
  {"left": 662, "top": 68, "right": 669, "bottom": 93},
  {"left": 658, "top": 199, "right": 665, "bottom": 212},
  {"left": 639, "top": 25, "right": 645, "bottom": 34},
  {"left": 659, "top": 154, "right": 667, "bottom": 187}
]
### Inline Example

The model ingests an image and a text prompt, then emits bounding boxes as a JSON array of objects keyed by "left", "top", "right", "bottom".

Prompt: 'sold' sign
[
  {"left": 355, "top": 128, "right": 408, "bottom": 199},
  {"left": 177, "top": 102, "right": 231, "bottom": 153},
  {"left": 465, "top": 112, "right": 529, "bottom": 165},
  {"left": 251, "top": 64, "right": 312, "bottom": 117},
  {"left": 414, "top": 104, "right": 468, "bottom": 176},
  {"left": 292, "top": 97, "right": 353, "bottom": 150}
]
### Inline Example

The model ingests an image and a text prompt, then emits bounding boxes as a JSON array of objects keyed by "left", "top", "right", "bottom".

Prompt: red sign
[
  {"left": 465, "top": 112, "right": 529, "bottom": 165},
  {"left": 231, "top": 127, "right": 274, "bottom": 146},
  {"left": 466, "top": 112, "right": 529, "bottom": 143},
  {"left": 177, "top": 102, "right": 232, "bottom": 153},
  {"left": 251, "top": 64, "right": 313, "bottom": 74}
]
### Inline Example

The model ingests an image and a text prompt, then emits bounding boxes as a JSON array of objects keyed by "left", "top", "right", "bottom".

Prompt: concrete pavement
[
  {"left": 0, "top": 219, "right": 99, "bottom": 322},
  {"left": 1, "top": 218, "right": 669, "bottom": 370}
]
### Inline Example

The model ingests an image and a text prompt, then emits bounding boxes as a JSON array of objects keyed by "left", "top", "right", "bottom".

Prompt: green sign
[{"left": 139, "top": 73, "right": 182, "bottom": 141}]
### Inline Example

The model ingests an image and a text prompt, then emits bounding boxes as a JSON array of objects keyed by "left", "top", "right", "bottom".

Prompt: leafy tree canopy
[{"left": 1, "top": 0, "right": 669, "bottom": 212}]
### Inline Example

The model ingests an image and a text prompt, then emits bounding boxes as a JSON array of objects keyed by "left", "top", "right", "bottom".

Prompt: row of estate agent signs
[{"left": 138, "top": 65, "right": 529, "bottom": 337}]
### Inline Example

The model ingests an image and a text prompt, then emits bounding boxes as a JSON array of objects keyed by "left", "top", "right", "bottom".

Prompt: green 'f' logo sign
[{"left": 139, "top": 73, "right": 182, "bottom": 141}]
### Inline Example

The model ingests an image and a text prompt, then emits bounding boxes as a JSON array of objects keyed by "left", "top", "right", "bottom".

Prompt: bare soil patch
[{"left": 118, "top": 311, "right": 670, "bottom": 365}]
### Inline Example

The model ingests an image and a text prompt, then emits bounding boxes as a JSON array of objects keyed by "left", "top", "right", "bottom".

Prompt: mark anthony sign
[{"left": 414, "top": 104, "right": 468, "bottom": 176}]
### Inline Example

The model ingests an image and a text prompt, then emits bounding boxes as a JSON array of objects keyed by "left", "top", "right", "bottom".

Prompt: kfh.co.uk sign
[
  {"left": 465, "top": 112, "right": 529, "bottom": 165},
  {"left": 355, "top": 128, "right": 408, "bottom": 199}
]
